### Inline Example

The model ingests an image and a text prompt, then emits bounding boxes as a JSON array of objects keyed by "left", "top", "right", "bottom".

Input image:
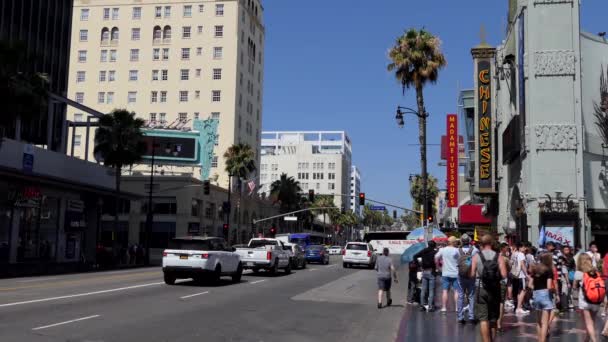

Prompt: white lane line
[
  {"left": 308, "top": 269, "right": 318, "bottom": 272},
  {"left": 17, "top": 277, "right": 54, "bottom": 283},
  {"left": 0, "top": 282, "right": 164, "bottom": 308},
  {"left": 325, "top": 264, "right": 337, "bottom": 268},
  {"left": 32, "top": 315, "right": 100, "bottom": 331},
  {"left": 250, "top": 280, "right": 266, "bottom": 285},
  {"left": 180, "top": 291, "right": 209, "bottom": 299}
]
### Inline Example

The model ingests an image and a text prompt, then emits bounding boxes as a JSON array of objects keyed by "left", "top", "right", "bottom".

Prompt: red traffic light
[
  {"left": 269, "top": 226, "right": 277, "bottom": 236},
  {"left": 223, "top": 223, "right": 229, "bottom": 230},
  {"left": 358, "top": 192, "right": 365, "bottom": 205}
]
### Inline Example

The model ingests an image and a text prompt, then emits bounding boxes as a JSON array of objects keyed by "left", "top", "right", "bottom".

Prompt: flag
[
  {"left": 538, "top": 226, "right": 546, "bottom": 247},
  {"left": 473, "top": 228, "right": 478, "bottom": 242},
  {"left": 247, "top": 179, "right": 256, "bottom": 195}
]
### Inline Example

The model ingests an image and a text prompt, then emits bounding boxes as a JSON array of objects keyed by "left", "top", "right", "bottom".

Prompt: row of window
[
  {"left": 295, "top": 162, "right": 337, "bottom": 170},
  {"left": 73, "top": 90, "right": 222, "bottom": 105},
  {"left": 81, "top": 25, "right": 224, "bottom": 43},
  {"left": 76, "top": 68, "right": 221, "bottom": 83},
  {"left": 78, "top": 47, "right": 223, "bottom": 63},
  {"left": 79, "top": 4, "right": 224, "bottom": 22}
]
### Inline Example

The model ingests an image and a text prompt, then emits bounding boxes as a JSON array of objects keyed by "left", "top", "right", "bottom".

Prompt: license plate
[
  {"left": 180, "top": 255, "right": 188, "bottom": 260},
  {"left": 247, "top": 262, "right": 254, "bottom": 267}
]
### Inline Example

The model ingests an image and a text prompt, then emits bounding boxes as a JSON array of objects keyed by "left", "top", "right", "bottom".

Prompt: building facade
[
  {"left": 67, "top": 0, "right": 265, "bottom": 188},
  {"left": 350, "top": 166, "right": 361, "bottom": 217},
  {"left": 260, "top": 131, "right": 353, "bottom": 211}
]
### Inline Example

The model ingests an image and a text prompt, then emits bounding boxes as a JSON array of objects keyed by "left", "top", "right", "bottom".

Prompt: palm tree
[
  {"left": 388, "top": 28, "right": 446, "bottom": 223},
  {"left": 94, "top": 109, "right": 146, "bottom": 234},
  {"left": 223, "top": 143, "right": 256, "bottom": 243},
  {"left": 270, "top": 173, "right": 302, "bottom": 213}
]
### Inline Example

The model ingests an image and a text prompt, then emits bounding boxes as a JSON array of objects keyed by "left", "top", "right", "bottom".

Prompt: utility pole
[{"left": 144, "top": 137, "right": 156, "bottom": 266}]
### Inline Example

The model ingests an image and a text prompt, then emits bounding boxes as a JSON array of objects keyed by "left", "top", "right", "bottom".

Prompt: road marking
[
  {"left": 250, "top": 280, "right": 266, "bottom": 285},
  {"left": 180, "top": 291, "right": 209, "bottom": 299},
  {"left": 32, "top": 315, "right": 100, "bottom": 331},
  {"left": 309, "top": 269, "right": 318, "bottom": 272},
  {"left": 0, "top": 271, "right": 160, "bottom": 292},
  {"left": 326, "top": 264, "right": 337, "bottom": 268},
  {"left": 0, "top": 282, "right": 164, "bottom": 308},
  {"left": 17, "top": 277, "right": 54, "bottom": 283}
]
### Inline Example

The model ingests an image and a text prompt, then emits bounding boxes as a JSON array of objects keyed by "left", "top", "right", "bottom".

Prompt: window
[
  {"left": 196, "top": 47, "right": 202, "bottom": 56},
  {"left": 215, "top": 4, "right": 224, "bottom": 16},
  {"left": 74, "top": 135, "right": 82, "bottom": 147},
  {"left": 128, "top": 92, "right": 137, "bottom": 104},
  {"left": 100, "top": 50, "right": 108, "bottom": 62},
  {"left": 179, "top": 112, "right": 187, "bottom": 122},
  {"left": 103, "top": 8, "right": 110, "bottom": 20},
  {"left": 328, "top": 162, "right": 336, "bottom": 170},
  {"left": 98, "top": 92, "right": 105, "bottom": 104},
  {"left": 197, "top": 26, "right": 203, "bottom": 34},
  {"left": 214, "top": 134, "right": 219, "bottom": 146},
  {"left": 212, "top": 90, "right": 221, "bottom": 102},
  {"left": 78, "top": 50, "right": 87, "bottom": 62},
  {"left": 316, "top": 183, "right": 320, "bottom": 190},
  {"left": 328, "top": 173, "right": 335, "bottom": 180},
  {"left": 74, "top": 113, "right": 84, "bottom": 122},
  {"left": 214, "top": 25, "right": 224, "bottom": 38},
  {"left": 180, "top": 69, "right": 189, "bottom": 80},
  {"left": 160, "top": 91, "right": 167, "bottom": 102},
  {"left": 211, "top": 112, "right": 220, "bottom": 120},
  {"left": 199, "top": 4, "right": 204, "bottom": 13},
  {"left": 149, "top": 113, "right": 157, "bottom": 122},
  {"left": 75, "top": 92, "right": 84, "bottom": 104},
  {"left": 76, "top": 71, "right": 86, "bottom": 82},
  {"left": 80, "top": 9, "right": 89, "bottom": 21},
  {"left": 107, "top": 92, "right": 114, "bottom": 104},
  {"left": 130, "top": 49, "right": 139, "bottom": 61},
  {"left": 111, "top": 27, "right": 119, "bottom": 41},
  {"left": 151, "top": 91, "right": 158, "bottom": 103},
  {"left": 131, "top": 28, "right": 140, "bottom": 41},
  {"left": 129, "top": 70, "right": 138, "bottom": 81},
  {"left": 179, "top": 91, "right": 189, "bottom": 102},
  {"left": 213, "top": 68, "right": 222, "bottom": 80},
  {"left": 132, "top": 7, "right": 142, "bottom": 20},
  {"left": 182, "top": 26, "right": 191, "bottom": 39},
  {"left": 79, "top": 29, "right": 88, "bottom": 41},
  {"left": 211, "top": 156, "right": 218, "bottom": 168},
  {"left": 183, "top": 5, "right": 192, "bottom": 17},
  {"left": 152, "top": 70, "right": 159, "bottom": 80},
  {"left": 196, "top": 69, "right": 201, "bottom": 77},
  {"left": 112, "top": 8, "right": 119, "bottom": 20},
  {"left": 99, "top": 71, "right": 106, "bottom": 82},
  {"left": 328, "top": 183, "right": 335, "bottom": 190},
  {"left": 160, "top": 113, "right": 166, "bottom": 123},
  {"left": 271, "top": 164, "right": 278, "bottom": 171},
  {"left": 163, "top": 26, "right": 172, "bottom": 40},
  {"left": 153, "top": 48, "right": 160, "bottom": 60},
  {"left": 213, "top": 47, "right": 223, "bottom": 59},
  {"left": 162, "top": 48, "right": 169, "bottom": 60},
  {"left": 194, "top": 112, "right": 200, "bottom": 120},
  {"left": 195, "top": 90, "right": 200, "bottom": 99},
  {"left": 161, "top": 70, "right": 168, "bottom": 80},
  {"left": 108, "top": 70, "right": 116, "bottom": 81},
  {"left": 110, "top": 49, "right": 117, "bottom": 62},
  {"left": 164, "top": 6, "right": 171, "bottom": 18},
  {"left": 181, "top": 48, "right": 190, "bottom": 60},
  {"left": 155, "top": 6, "right": 162, "bottom": 18}
]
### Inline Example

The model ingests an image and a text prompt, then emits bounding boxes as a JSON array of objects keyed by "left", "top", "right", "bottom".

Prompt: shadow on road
[
  {"left": 173, "top": 279, "right": 240, "bottom": 287},
  {"left": 244, "top": 271, "right": 294, "bottom": 278}
]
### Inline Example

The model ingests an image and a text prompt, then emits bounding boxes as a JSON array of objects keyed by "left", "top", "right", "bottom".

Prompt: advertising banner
[
  {"left": 544, "top": 226, "right": 574, "bottom": 247},
  {"left": 446, "top": 114, "right": 458, "bottom": 207}
]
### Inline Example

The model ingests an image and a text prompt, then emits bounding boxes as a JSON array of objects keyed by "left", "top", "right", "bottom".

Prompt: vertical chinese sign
[
  {"left": 478, "top": 60, "right": 493, "bottom": 192},
  {"left": 446, "top": 114, "right": 458, "bottom": 207}
]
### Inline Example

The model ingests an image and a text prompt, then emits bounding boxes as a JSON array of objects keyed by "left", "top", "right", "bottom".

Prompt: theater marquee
[{"left": 477, "top": 60, "right": 493, "bottom": 192}]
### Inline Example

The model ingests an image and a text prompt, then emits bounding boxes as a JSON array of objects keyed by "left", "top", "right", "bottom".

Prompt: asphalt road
[{"left": 0, "top": 256, "right": 407, "bottom": 342}]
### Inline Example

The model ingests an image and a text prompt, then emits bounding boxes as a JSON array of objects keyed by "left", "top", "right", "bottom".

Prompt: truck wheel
[
  {"left": 269, "top": 259, "right": 279, "bottom": 275},
  {"left": 284, "top": 262, "right": 292, "bottom": 274},
  {"left": 232, "top": 263, "right": 243, "bottom": 283},
  {"left": 164, "top": 273, "right": 176, "bottom": 285}
]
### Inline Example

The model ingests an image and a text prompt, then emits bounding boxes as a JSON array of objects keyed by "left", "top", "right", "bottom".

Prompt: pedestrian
[
  {"left": 602, "top": 252, "right": 608, "bottom": 317},
  {"left": 470, "top": 235, "right": 508, "bottom": 342},
  {"left": 575, "top": 253, "right": 604, "bottom": 342},
  {"left": 530, "top": 253, "right": 555, "bottom": 342},
  {"left": 587, "top": 241, "right": 602, "bottom": 269},
  {"left": 375, "top": 247, "right": 398, "bottom": 309},
  {"left": 505, "top": 245, "right": 515, "bottom": 311},
  {"left": 435, "top": 236, "right": 460, "bottom": 314},
  {"left": 407, "top": 258, "right": 420, "bottom": 304},
  {"left": 456, "top": 233, "right": 477, "bottom": 325},
  {"left": 561, "top": 245, "right": 576, "bottom": 311},
  {"left": 510, "top": 243, "right": 530, "bottom": 315},
  {"left": 545, "top": 242, "right": 564, "bottom": 312},
  {"left": 414, "top": 240, "right": 438, "bottom": 312},
  {"left": 497, "top": 242, "right": 511, "bottom": 333}
]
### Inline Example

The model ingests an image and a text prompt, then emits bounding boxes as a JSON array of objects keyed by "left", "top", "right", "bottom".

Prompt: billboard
[
  {"left": 142, "top": 135, "right": 197, "bottom": 161},
  {"left": 446, "top": 114, "right": 458, "bottom": 207}
]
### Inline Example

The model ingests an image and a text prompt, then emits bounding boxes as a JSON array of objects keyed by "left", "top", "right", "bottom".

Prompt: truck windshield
[
  {"left": 249, "top": 240, "right": 278, "bottom": 248},
  {"left": 169, "top": 239, "right": 212, "bottom": 251}
]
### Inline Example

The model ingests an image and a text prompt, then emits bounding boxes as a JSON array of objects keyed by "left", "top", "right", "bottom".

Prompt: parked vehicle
[
  {"left": 284, "top": 243, "right": 306, "bottom": 269},
  {"left": 305, "top": 245, "right": 330, "bottom": 265},
  {"left": 162, "top": 237, "right": 242, "bottom": 285},
  {"left": 235, "top": 238, "right": 291, "bottom": 274},
  {"left": 342, "top": 242, "right": 376, "bottom": 269},
  {"left": 328, "top": 246, "right": 343, "bottom": 255}
]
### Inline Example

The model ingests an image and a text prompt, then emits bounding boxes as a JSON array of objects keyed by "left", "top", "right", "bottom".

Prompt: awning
[{"left": 459, "top": 204, "right": 492, "bottom": 225}]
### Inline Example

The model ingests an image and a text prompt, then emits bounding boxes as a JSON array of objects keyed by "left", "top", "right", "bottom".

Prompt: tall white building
[
  {"left": 260, "top": 131, "right": 352, "bottom": 211},
  {"left": 67, "top": 0, "right": 265, "bottom": 188},
  {"left": 350, "top": 166, "right": 361, "bottom": 217}
]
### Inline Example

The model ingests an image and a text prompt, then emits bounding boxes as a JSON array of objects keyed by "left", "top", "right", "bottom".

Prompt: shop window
[{"left": 139, "top": 222, "right": 176, "bottom": 248}]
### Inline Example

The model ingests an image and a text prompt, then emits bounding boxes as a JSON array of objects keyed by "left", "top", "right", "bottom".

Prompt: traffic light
[
  {"left": 359, "top": 192, "right": 365, "bottom": 205},
  {"left": 393, "top": 210, "right": 397, "bottom": 220},
  {"left": 425, "top": 200, "right": 434, "bottom": 223},
  {"left": 269, "top": 225, "right": 277, "bottom": 237},
  {"left": 308, "top": 189, "right": 315, "bottom": 203},
  {"left": 203, "top": 180, "right": 210, "bottom": 195},
  {"left": 222, "top": 223, "right": 229, "bottom": 236}
]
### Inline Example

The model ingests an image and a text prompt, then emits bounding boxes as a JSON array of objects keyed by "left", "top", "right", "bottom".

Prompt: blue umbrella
[
  {"left": 401, "top": 242, "right": 427, "bottom": 265},
  {"left": 406, "top": 227, "right": 447, "bottom": 241}
]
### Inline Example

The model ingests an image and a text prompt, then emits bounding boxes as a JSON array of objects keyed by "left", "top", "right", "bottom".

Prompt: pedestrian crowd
[{"left": 377, "top": 234, "right": 608, "bottom": 342}]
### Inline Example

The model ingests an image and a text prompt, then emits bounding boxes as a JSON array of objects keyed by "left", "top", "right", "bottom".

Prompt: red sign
[{"left": 446, "top": 114, "right": 458, "bottom": 207}]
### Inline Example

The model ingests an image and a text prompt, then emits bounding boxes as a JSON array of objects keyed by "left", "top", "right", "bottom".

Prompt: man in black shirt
[{"left": 414, "top": 240, "right": 438, "bottom": 312}]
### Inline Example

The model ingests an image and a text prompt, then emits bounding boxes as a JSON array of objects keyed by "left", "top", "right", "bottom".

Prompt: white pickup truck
[{"left": 235, "top": 238, "right": 292, "bottom": 274}]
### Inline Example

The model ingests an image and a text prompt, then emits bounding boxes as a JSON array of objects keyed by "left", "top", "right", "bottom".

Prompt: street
[{"left": 0, "top": 256, "right": 405, "bottom": 342}]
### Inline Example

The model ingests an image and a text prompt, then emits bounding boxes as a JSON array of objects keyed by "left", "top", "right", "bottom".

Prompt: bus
[
  {"left": 275, "top": 232, "right": 327, "bottom": 249},
  {"left": 364, "top": 231, "right": 418, "bottom": 255}
]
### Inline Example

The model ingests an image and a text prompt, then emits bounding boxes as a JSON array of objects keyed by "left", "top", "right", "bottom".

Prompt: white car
[
  {"left": 162, "top": 237, "right": 242, "bottom": 285},
  {"left": 328, "top": 246, "right": 343, "bottom": 255},
  {"left": 342, "top": 242, "right": 377, "bottom": 269}
]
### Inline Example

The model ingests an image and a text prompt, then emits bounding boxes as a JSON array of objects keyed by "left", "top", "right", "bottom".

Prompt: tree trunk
[
  {"left": 114, "top": 165, "right": 121, "bottom": 249},
  {"left": 415, "top": 84, "right": 428, "bottom": 229}
]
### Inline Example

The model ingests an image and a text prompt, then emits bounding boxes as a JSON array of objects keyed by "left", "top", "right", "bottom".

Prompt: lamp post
[
  {"left": 395, "top": 106, "right": 431, "bottom": 240},
  {"left": 145, "top": 138, "right": 169, "bottom": 265}
]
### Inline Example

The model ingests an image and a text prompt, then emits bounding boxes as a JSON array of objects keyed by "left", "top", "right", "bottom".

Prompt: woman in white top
[{"left": 574, "top": 253, "right": 599, "bottom": 342}]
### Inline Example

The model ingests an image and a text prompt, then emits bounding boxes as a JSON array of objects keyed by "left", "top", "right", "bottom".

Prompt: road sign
[
  {"left": 370, "top": 206, "right": 386, "bottom": 211},
  {"left": 284, "top": 216, "right": 298, "bottom": 221}
]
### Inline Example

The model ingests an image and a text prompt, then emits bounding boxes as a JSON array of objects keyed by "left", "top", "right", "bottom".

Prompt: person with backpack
[
  {"left": 414, "top": 240, "right": 438, "bottom": 312},
  {"left": 530, "top": 253, "right": 555, "bottom": 342},
  {"left": 574, "top": 253, "right": 605, "bottom": 342},
  {"left": 470, "top": 235, "right": 507, "bottom": 342},
  {"left": 435, "top": 236, "right": 460, "bottom": 314},
  {"left": 456, "top": 233, "right": 477, "bottom": 324},
  {"left": 407, "top": 259, "right": 420, "bottom": 305},
  {"left": 497, "top": 242, "right": 511, "bottom": 333}
]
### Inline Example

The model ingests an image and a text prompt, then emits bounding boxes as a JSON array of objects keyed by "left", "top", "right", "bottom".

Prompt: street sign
[
  {"left": 284, "top": 216, "right": 298, "bottom": 221},
  {"left": 370, "top": 206, "right": 386, "bottom": 211}
]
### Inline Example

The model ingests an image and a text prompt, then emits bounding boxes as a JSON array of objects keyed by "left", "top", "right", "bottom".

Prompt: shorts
[
  {"left": 442, "top": 277, "right": 460, "bottom": 291},
  {"left": 378, "top": 277, "right": 392, "bottom": 291},
  {"left": 500, "top": 283, "right": 507, "bottom": 303},
  {"left": 532, "top": 289, "right": 554, "bottom": 311},
  {"left": 475, "top": 286, "right": 500, "bottom": 323}
]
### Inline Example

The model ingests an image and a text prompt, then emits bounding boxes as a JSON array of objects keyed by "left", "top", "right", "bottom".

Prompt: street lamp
[{"left": 145, "top": 136, "right": 160, "bottom": 266}]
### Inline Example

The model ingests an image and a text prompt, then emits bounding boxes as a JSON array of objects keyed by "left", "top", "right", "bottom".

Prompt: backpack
[
  {"left": 583, "top": 272, "right": 606, "bottom": 305},
  {"left": 479, "top": 252, "right": 501, "bottom": 288},
  {"left": 510, "top": 252, "right": 522, "bottom": 279},
  {"left": 458, "top": 247, "right": 473, "bottom": 278}
]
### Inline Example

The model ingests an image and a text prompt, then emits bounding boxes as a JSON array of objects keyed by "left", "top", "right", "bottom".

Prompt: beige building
[{"left": 67, "top": 0, "right": 265, "bottom": 188}]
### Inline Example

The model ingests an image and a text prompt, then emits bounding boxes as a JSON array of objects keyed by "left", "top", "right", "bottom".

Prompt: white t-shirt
[
  {"left": 435, "top": 246, "right": 459, "bottom": 278},
  {"left": 515, "top": 251, "right": 527, "bottom": 279},
  {"left": 587, "top": 252, "right": 601, "bottom": 269}
]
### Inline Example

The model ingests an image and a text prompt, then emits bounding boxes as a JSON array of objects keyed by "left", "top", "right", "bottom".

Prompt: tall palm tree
[
  {"left": 94, "top": 109, "right": 146, "bottom": 233},
  {"left": 270, "top": 173, "right": 302, "bottom": 213},
  {"left": 388, "top": 28, "right": 446, "bottom": 223},
  {"left": 223, "top": 143, "right": 256, "bottom": 243}
]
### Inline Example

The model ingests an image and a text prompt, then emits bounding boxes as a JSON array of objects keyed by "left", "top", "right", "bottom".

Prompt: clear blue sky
[{"left": 261, "top": 0, "right": 606, "bottom": 214}]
